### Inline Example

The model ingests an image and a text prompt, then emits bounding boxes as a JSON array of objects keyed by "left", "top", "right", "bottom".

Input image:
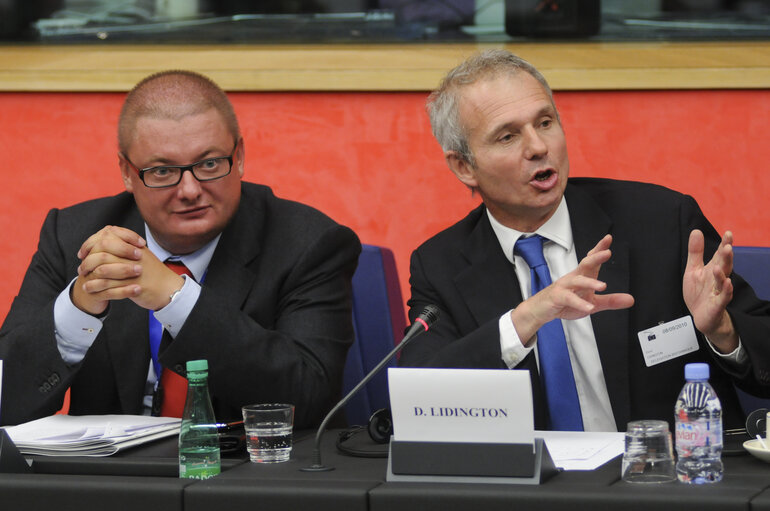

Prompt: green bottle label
[{"left": 179, "top": 446, "right": 221, "bottom": 479}]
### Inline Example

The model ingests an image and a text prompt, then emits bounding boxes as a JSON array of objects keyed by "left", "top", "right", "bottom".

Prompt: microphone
[{"left": 300, "top": 304, "right": 440, "bottom": 472}]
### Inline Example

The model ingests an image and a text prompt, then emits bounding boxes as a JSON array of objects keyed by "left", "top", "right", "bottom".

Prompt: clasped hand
[
  {"left": 72, "top": 225, "right": 184, "bottom": 316},
  {"left": 512, "top": 234, "right": 634, "bottom": 346}
]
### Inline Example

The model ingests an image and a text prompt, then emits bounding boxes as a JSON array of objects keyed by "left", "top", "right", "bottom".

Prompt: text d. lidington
[{"left": 413, "top": 407, "right": 509, "bottom": 418}]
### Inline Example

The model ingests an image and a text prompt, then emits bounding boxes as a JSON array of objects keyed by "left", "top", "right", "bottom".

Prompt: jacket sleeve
[
  {"left": 399, "top": 247, "right": 508, "bottom": 370},
  {"left": 158, "top": 224, "right": 361, "bottom": 429},
  {"left": 681, "top": 194, "right": 770, "bottom": 395},
  {"left": 0, "top": 209, "right": 82, "bottom": 425}
]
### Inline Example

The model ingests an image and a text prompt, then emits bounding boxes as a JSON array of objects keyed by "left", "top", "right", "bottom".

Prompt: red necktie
[{"left": 159, "top": 260, "right": 192, "bottom": 417}]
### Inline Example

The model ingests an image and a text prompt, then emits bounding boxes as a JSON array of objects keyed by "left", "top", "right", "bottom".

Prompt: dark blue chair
[
  {"left": 732, "top": 246, "right": 770, "bottom": 414},
  {"left": 344, "top": 245, "right": 407, "bottom": 426},
  {"left": 734, "top": 246, "right": 770, "bottom": 301}
]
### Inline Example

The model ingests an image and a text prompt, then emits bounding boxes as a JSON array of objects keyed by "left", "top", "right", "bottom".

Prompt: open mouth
[{"left": 533, "top": 169, "right": 554, "bottom": 181}]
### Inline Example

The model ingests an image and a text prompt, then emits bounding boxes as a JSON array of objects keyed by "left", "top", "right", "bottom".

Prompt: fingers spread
[
  {"left": 586, "top": 234, "right": 613, "bottom": 257},
  {"left": 712, "top": 231, "right": 734, "bottom": 276},
  {"left": 685, "top": 229, "right": 705, "bottom": 275},
  {"left": 593, "top": 293, "right": 635, "bottom": 313}
]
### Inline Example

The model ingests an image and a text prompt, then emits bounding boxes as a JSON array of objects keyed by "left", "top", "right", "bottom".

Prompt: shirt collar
[
  {"left": 144, "top": 226, "right": 221, "bottom": 283},
  {"left": 486, "top": 197, "right": 573, "bottom": 264}
]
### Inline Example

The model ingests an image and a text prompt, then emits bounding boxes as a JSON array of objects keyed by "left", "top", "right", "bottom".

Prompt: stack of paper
[
  {"left": 2, "top": 414, "right": 181, "bottom": 456},
  {"left": 539, "top": 430, "right": 625, "bottom": 470}
]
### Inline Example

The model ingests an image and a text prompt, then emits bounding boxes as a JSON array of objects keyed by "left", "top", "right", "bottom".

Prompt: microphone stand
[{"left": 300, "top": 309, "right": 437, "bottom": 472}]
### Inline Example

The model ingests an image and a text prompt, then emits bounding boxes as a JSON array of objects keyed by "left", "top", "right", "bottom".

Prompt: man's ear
[
  {"left": 234, "top": 137, "right": 245, "bottom": 178},
  {"left": 118, "top": 154, "right": 135, "bottom": 193},
  {"left": 446, "top": 151, "right": 477, "bottom": 189}
]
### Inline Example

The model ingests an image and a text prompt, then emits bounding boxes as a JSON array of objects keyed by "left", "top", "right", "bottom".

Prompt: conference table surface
[{"left": 3, "top": 428, "right": 770, "bottom": 511}]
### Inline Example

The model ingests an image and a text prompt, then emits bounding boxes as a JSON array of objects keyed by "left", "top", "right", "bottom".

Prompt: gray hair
[{"left": 426, "top": 49, "right": 555, "bottom": 167}]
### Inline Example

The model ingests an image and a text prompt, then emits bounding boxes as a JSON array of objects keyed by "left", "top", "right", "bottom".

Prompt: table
[{"left": 3, "top": 429, "right": 770, "bottom": 511}]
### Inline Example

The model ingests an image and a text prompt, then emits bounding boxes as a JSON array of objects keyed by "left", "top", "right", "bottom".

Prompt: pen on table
[{"left": 216, "top": 420, "right": 244, "bottom": 432}]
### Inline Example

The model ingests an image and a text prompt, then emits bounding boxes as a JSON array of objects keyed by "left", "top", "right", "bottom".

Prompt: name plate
[{"left": 388, "top": 368, "right": 534, "bottom": 445}]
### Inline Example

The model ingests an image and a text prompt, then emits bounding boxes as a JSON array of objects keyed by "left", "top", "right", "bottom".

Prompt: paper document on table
[
  {"left": 538, "top": 430, "right": 625, "bottom": 470},
  {"left": 2, "top": 414, "right": 181, "bottom": 456}
]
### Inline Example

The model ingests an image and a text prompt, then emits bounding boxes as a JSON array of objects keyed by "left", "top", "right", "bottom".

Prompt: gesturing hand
[
  {"left": 512, "top": 234, "right": 635, "bottom": 346},
  {"left": 683, "top": 229, "right": 738, "bottom": 353}
]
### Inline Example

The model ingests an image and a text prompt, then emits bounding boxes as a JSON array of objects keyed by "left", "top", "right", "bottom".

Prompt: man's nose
[
  {"left": 522, "top": 126, "right": 547, "bottom": 159},
  {"left": 176, "top": 168, "right": 202, "bottom": 199}
]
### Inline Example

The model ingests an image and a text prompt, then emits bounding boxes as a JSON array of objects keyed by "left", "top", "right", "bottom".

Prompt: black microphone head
[{"left": 418, "top": 304, "right": 440, "bottom": 330}]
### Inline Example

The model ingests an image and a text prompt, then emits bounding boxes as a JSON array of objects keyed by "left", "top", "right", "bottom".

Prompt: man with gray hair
[
  {"left": 400, "top": 49, "right": 770, "bottom": 432},
  {"left": 0, "top": 70, "right": 361, "bottom": 428}
]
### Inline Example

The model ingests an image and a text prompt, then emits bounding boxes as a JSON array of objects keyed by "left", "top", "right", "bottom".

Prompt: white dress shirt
[
  {"left": 488, "top": 198, "right": 617, "bottom": 431},
  {"left": 488, "top": 198, "right": 746, "bottom": 432}
]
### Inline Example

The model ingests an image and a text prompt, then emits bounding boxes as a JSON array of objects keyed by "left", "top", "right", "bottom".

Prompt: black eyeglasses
[{"left": 124, "top": 143, "right": 238, "bottom": 189}]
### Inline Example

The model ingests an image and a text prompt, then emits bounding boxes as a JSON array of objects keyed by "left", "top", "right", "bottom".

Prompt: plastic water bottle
[
  {"left": 178, "top": 359, "right": 221, "bottom": 479},
  {"left": 674, "top": 362, "right": 723, "bottom": 484}
]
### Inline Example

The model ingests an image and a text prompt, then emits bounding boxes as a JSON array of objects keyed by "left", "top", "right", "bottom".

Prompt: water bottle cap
[
  {"left": 684, "top": 362, "right": 709, "bottom": 380},
  {"left": 186, "top": 359, "right": 208, "bottom": 372}
]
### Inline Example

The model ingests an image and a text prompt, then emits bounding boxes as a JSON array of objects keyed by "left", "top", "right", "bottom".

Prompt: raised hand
[
  {"left": 512, "top": 234, "right": 635, "bottom": 346},
  {"left": 683, "top": 229, "right": 738, "bottom": 353}
]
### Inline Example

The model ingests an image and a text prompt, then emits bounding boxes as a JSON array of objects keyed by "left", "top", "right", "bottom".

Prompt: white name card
[
  {"left": 388, "top": 368, "right": 534, "bottom": 445},
  {"left": 637, "top": 315, "right": 699, "bottom": 367}
]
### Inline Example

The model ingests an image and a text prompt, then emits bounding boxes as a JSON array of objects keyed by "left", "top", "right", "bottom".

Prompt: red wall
[{"left": 1, "top": 90, "right": 768, "bottom": 322}]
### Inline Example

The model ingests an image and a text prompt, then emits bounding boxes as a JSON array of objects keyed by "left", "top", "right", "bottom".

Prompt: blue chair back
[
  {"left": 733, "top": 246, "right": 770, "bottom": 301},
  {"left": 732, "top": 246, "right": 770, "bottom": 414},
  {"left": 344, "top": 245, "right": 406, "bottom": 426}
]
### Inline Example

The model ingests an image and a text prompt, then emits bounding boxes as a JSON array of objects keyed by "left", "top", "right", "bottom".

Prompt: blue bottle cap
[
  {"left": 684, "top": 362, "right": 709, "bottom": 381},
  {"left": 186, "top": 359, "right": 208, "bottom": 372}
]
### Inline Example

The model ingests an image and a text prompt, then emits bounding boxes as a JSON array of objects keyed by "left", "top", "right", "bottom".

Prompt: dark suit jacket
[
  {"left": 400, "top": 178, "right": 770, "bottom": 431},
  {"left": 0, "top": 182, "right": 361, "bottom": 428}
]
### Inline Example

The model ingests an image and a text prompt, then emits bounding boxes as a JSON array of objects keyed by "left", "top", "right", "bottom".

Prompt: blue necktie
[{"left": 514, "top": 235, "right": 583, "bottom": 431}]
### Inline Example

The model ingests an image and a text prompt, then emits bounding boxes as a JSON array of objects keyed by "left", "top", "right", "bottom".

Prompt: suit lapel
[
  {"left": 453, "top": 207, "right": 546, "bottom": 425},
  {"left": 104, "top": 300, "right": 150, "bottom": 412},
  {"left": 565, "top": 184, "right": 631, "bottom": 429},
  {"left": 455, "top": 207, "right": 523, "bottom": 328},
  {"left": 202, "top": 186, "right": 263, "bottom": 311}
]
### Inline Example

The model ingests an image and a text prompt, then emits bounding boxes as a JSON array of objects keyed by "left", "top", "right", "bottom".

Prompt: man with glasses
[{"left": 0, "top": 70, "right": 361, "bottom": 428}]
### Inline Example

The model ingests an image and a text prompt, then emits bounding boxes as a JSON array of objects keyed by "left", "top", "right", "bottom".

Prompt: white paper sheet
[
  {"left": 2, "top": 414, "right": 181, "bottom": 456},
  {"left": 538, "top": 430, "right": 625, "bottom": 470}
]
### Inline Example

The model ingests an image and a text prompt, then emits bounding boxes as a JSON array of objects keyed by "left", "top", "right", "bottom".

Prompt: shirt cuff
[
  {"left": 54, "top": 279, "right": 105, "bottom": 364},
  {"left": 499, "top": 310, "right": 534, "bottom": 369},
  {"left": 153, "top": 275, "right": 201, "bottom": 338},
  {"left": 706, "top": 335, "right": 749, "bottom": 366}
]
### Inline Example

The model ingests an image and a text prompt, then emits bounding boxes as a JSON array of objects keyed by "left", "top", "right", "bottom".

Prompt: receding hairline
[
  {"left": 426, "top": 49, "right": 557, "bottom": 165},
  {"left": 118, "top": 70, "right": 240, "bottom": 154}
]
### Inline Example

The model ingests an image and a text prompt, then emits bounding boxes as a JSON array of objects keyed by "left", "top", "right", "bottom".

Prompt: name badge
[
  {"left": 388, "top": 367, "right": 534, "bottom": 445},
  {"left": 637, "top": 315, "right": 699, "bottom": 367}
]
